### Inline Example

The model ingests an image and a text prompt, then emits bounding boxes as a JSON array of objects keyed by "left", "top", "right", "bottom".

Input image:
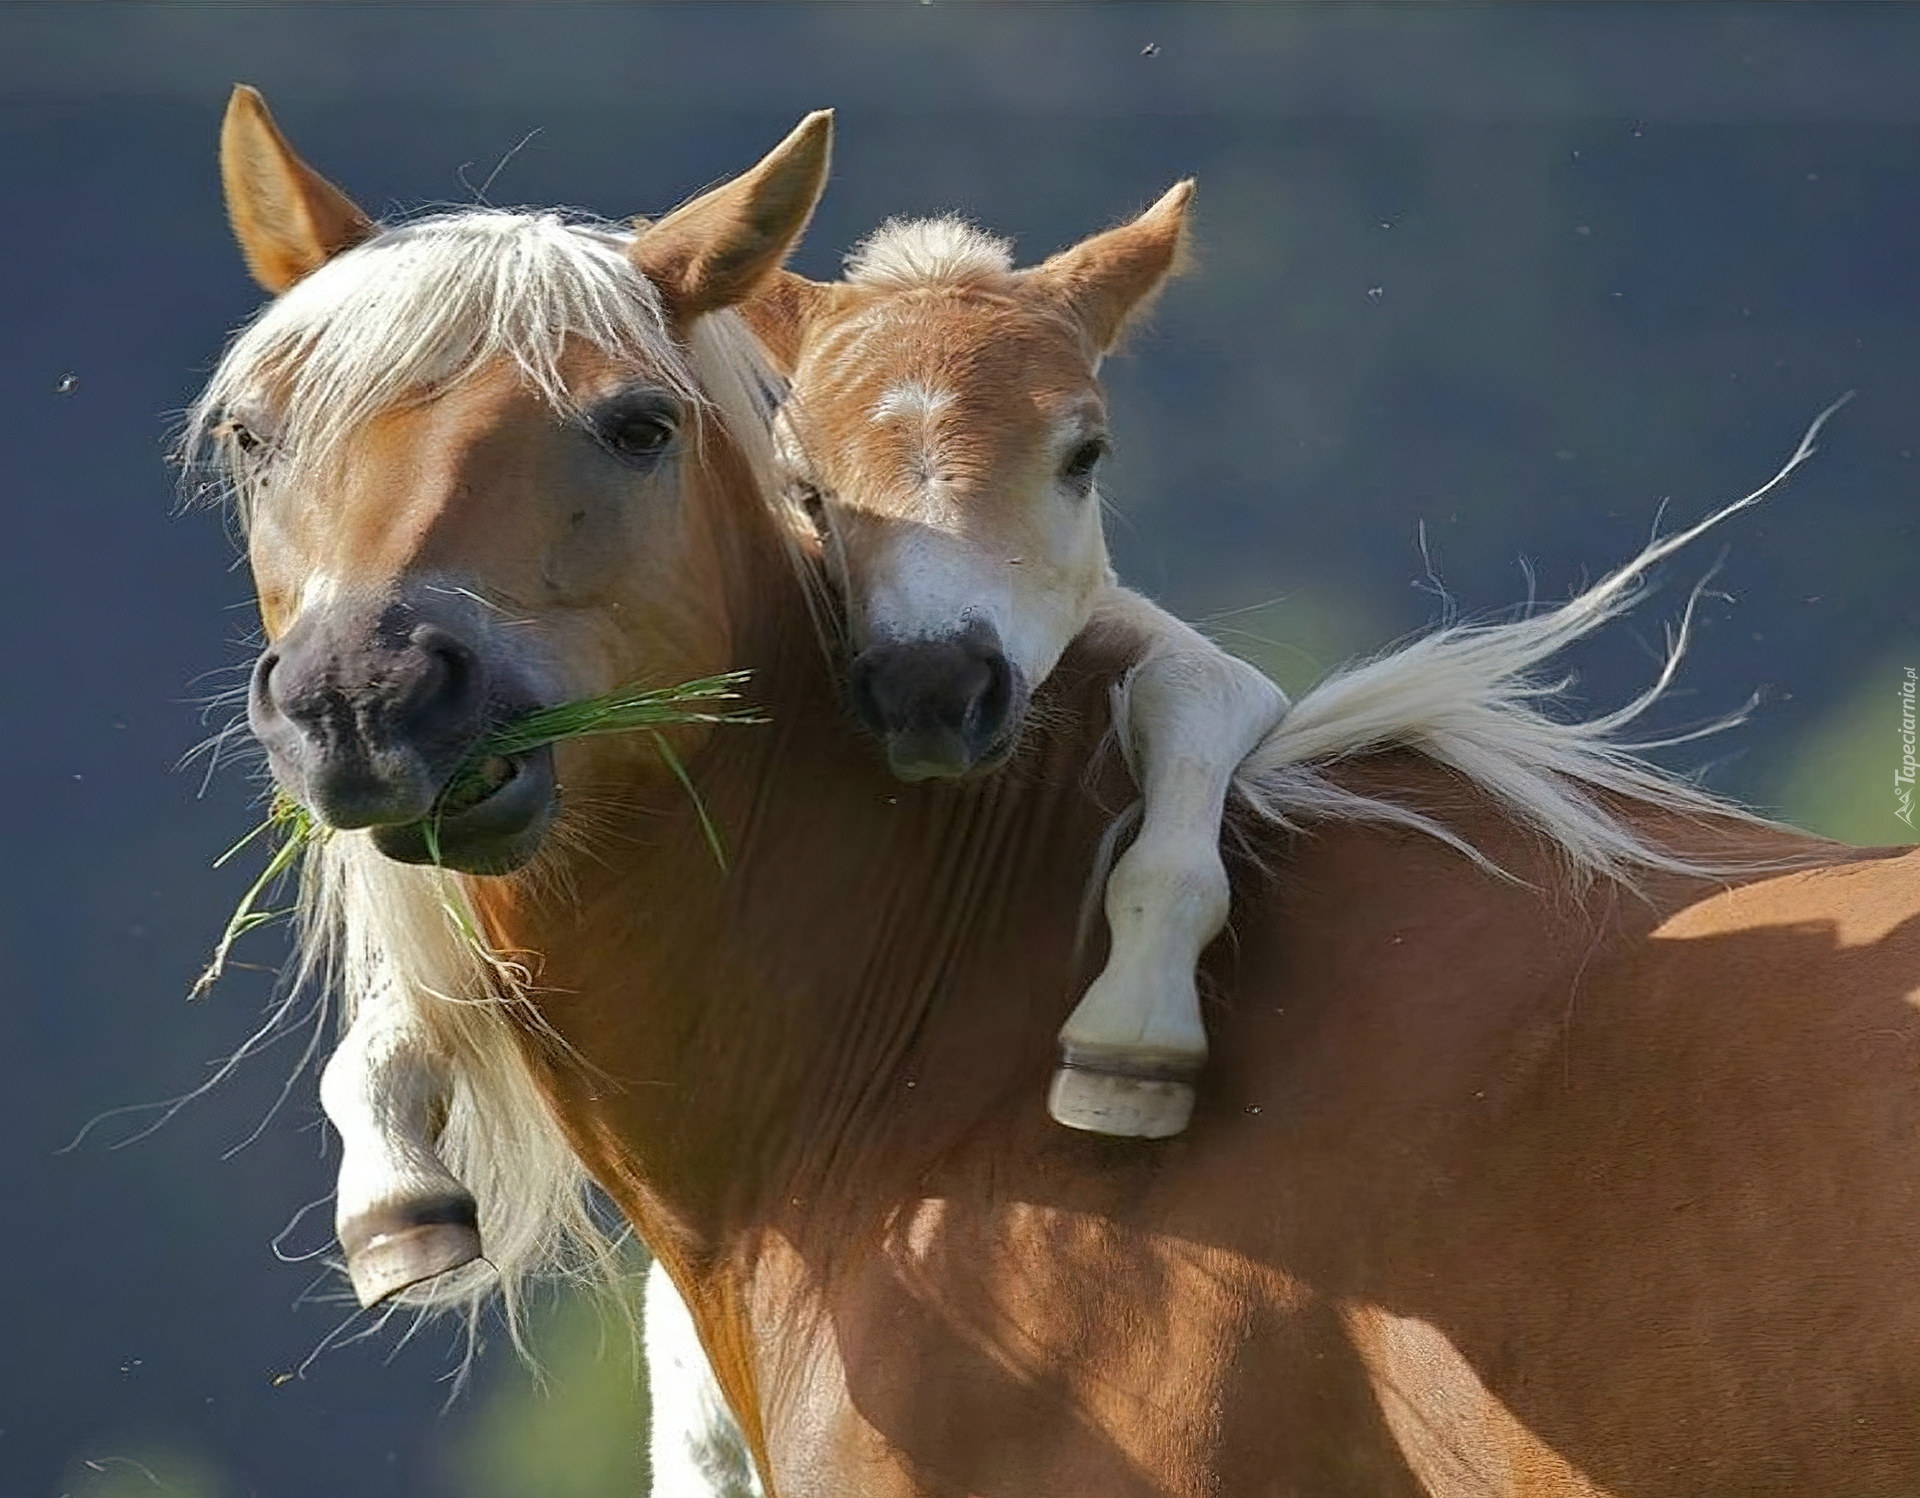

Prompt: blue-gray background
[{"left": 6, "top": 5, "right": 1918, "bottom": 1495}]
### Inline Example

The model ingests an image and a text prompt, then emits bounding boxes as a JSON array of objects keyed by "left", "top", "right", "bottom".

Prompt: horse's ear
[
  {"left": 739, "top": 270, "right": 835, "bottom": 374},
  {"left": 1029, "top": 180, "right": 1195, "bottom": 355},
  {"left": 631, "top": 111, "right": 833, "bottom": 324},
  {"left": 220, "top": 85, "right": 375, "bottom": 294}
]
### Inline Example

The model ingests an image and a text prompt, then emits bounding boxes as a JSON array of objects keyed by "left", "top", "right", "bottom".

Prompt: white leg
[
  {"left": 645, "top": 1258, "right": 764, "bottom": 1498},
  {"left": 1051, "top": 593, "right": 1285, "bottom": 1138},
  {"left": 319, "top": 986, "right": 482, "bottom": 1307}
]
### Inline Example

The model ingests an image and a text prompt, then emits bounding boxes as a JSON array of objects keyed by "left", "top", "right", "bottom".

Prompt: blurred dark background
[{"left": 5, "top": 5, "right": 1918, "bottom": 1494}]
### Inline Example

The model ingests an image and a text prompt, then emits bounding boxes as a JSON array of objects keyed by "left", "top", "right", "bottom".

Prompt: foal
[{"left": 747, "top": 202, "right": 1284, "bottom": 1140}]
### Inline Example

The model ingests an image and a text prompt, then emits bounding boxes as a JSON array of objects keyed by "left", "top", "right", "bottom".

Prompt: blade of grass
[
  {"left": 649, "top": 729, "right": 728, "bottom": 871},
  {"left": 436, "top": 672, "right": 759, "bottom": 866},
  {"left": 472, "top": 671, "right": 764, "bottom": 760},
  {"left": 191, "top": 798, "right": 323, "bottom": 1000}
]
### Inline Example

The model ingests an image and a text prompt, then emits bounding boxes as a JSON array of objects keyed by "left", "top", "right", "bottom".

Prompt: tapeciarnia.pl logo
[{"left": 1898, "top": 667, "right": 1917, "bottom": 828}]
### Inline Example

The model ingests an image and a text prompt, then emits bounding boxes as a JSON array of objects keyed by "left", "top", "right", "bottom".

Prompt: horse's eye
[
  {"left": 601, "top": 412, "right": 676, "bottom": 461},
  {"left": 1061, "top": 438, "right": 1107, "bottom": 487},
  {"left": 591, "top": 394, "right": 682, "bottom": 466}
]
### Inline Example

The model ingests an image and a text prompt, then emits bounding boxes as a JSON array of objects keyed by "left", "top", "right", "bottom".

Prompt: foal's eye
[
  {"left": 791, "top": 480, "right": 829, "bottom": 532},
  {"left": 589, "top": 393, "right": 682, "bottom": 466},
  {"left": 1060, "top": 438, "right": 1107, "bottom": 487}
]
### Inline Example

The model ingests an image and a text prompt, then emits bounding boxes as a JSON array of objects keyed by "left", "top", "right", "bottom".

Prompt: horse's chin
[{"left": 367, "top": 748, "right": 559, "bottom": 875}]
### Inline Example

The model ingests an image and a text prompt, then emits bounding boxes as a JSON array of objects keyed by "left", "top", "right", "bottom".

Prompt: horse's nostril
[
  {"left": 409, "top": 624, "right": 477, "bottom": 679},
  {"left": 250, "top": 649, "right": 284, "bottom": 721},
  {"left": 400, "top": 623, "right": 484, "bottom": 731}
]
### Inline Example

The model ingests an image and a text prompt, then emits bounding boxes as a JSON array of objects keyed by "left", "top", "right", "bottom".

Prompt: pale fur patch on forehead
[
  {"left": 843, "top": 216, "right": 1014, "bottom": 290},
  {"left": 871, "top": 379, "right": 955, "bottom": 425}
]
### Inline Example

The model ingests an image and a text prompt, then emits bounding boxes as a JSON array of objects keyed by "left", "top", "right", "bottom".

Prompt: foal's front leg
[
  {"left": 319, "top": 985, "right": 482, "bottom": 1306},
  {"left": 1050, "top": 591, "right": 1285, "bottom": 1139}
]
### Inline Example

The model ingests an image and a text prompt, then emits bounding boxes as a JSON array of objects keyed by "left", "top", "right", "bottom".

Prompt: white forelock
[
  {"left": 843, "top": 216, "right": 1015, "bottom": 290},
  {"left": 189, "top": 210, "right": 703, "bottom": 524}
]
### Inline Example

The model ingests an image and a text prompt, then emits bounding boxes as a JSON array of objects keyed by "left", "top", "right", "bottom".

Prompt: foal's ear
[
  {"left": 220, "top": 85, "right": 375, "bottom": 294},
  {"left": 631, "top": 111, "right": 834, "bottom": 324},
  {"left": 739, "top": 270, "right": 835, "bottom": 374},
  {"left": 1030, "top": 180, "right": 1195, "bottom": 354}
]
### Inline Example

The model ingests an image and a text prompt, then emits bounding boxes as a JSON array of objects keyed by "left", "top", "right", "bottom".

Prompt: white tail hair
[{"left": 1217, "top": 397, "right": 1851, "bottom": 890}]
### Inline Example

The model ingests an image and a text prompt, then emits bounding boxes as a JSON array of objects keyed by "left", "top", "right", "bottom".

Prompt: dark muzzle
[
  {"left": 249, "top": 594, "right": 554, "bottom": 872},
  {"left": 845, "top": 618, "right": 1024, "bottom": 781}
]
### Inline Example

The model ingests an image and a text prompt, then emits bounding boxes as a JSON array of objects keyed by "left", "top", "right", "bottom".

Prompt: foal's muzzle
[
  {"left": 249, "top": 596, "right": 556, "bottom": 873},
  {"left": 846, "top": 618, "right": 1026, "bottom": 781}
]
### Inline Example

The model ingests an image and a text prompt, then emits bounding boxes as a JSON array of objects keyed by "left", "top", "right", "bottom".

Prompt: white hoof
[
  {"left": 1048, "top": 1063, "right": 1196, "bottom": 1139},
  {"left": 340, "top": 1196, "right": 482, "bottom": 1307}
]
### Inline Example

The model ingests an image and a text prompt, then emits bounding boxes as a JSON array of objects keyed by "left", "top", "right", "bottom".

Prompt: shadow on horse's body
[{"left": 194, "top": 92, "right": 1920, "bottom": 1495}]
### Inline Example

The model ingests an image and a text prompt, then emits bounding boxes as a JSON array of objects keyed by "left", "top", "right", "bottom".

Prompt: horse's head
[
  {"left": 745, "top": 187, "right": 1192, "bottom": 780},
  {"left": 201, "top": 87, "right": 829, "bottom": 871}
]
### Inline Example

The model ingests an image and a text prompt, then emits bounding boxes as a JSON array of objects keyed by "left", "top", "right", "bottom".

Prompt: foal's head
[
  {"left": 746, "top": 188, "right": 1191, "bottom": 780},
  {"left": 198, "top": 87, "right": 829, "bottom": 871}
]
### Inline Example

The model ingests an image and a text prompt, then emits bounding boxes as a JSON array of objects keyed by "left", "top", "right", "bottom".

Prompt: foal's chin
[
  {"left": 364, "top": 750, "right": 560, "bottom": 875},
  {"left": 882, "top": 722, "right": 1024, "bottom": 784}
]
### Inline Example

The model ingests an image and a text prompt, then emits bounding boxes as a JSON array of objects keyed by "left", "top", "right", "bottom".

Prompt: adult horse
[{"left": 197, "top": 96, "right": 1920, "bottom": 1495}]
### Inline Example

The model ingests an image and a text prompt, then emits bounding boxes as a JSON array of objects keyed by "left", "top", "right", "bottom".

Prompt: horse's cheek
[
  {"left": 246, "top": 512, "right": 309, "bottom": 639},
  {"left": 529, "top": 498, "right": 630, "bottom": 603}
]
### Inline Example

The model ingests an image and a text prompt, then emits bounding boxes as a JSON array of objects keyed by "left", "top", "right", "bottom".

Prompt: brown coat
[{"left": 480, "top": 581, "right": 1920, "bottom": 1496}]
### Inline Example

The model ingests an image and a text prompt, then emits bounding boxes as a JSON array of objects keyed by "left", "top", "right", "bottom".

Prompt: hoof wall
[
  {"left": 346, "top": 1220, "right": 483, "bottom": 1307},
  {"left": 1048, "top": 1065, "right": 1195, "bottom": 1139}
]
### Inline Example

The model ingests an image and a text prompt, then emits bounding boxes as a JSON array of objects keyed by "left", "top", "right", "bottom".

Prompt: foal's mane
[
  {"left": 843, "top": 216, "right": 1015, "bottom": 290},
  {"left": 187, "top": 206, "right": 1827, "bottom": 1338}
]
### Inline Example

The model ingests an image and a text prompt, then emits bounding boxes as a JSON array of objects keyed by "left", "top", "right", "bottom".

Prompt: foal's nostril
[
  {"left": 970, "top": 650, "right": 1014, "bottom": 741},
  {"left": 845, "top": 629, "right": 1022, "bottom": 780},
  {"left": 845, "top": 651, "right": 888, "bottom": 739}
]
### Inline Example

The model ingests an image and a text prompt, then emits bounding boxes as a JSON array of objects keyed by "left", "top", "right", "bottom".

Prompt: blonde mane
[
  {"left": 188, "top": 210, "right": 780, "bottom": 524},
  {"left": 188, "top": 205, "right": 1832, "bottom": 1338}
]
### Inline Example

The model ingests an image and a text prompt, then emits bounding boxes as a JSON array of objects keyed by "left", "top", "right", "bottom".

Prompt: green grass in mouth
[{"left": 192, "top": 671, "right": 763, "bottom": 999}]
